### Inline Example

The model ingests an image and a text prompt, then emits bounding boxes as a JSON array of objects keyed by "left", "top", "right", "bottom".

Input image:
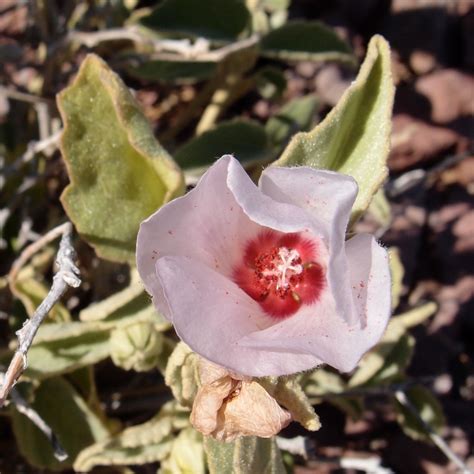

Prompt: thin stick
[
  {"left": 0, "top": 222, "right": 81, "bottom": 407},
  {"left": 8, "top": 220, "right": 70, "bottom": 288},
  {"left": 394, "top": 390, "right": 472, "bottom": 474},
  {"left": 64, "top": 26, "right": 259, "bottom": 62},
  {"left": 0, "top": 86, "right": 52, "bottom": 105},
  {"left": 9, "top": 386, "right": 67, "bottom": 461},
  {"left": 3, "top": 129, "right": 62, "bottom": 176}
]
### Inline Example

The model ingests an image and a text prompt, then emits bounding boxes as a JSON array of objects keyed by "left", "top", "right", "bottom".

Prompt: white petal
[
  {"left": 259, "top": 166, "right": 359, "bottom": 323},
  {"left": 156, "top": 255, "right": 321, "bottom": 376},
  {"left": 137, "top": 155, "right": 260, "bottom": 295},
  {"left": 238, "top": 234, "right": 391, "bottom": 372}
]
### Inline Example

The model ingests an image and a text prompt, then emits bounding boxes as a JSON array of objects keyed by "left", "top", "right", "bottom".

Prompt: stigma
[{"left": 233, "top": 230, "right": 325, "bottom": 318}]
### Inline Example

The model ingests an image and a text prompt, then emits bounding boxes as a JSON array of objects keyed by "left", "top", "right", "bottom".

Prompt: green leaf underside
[
  {"left": 127, "top": 59, "right": 217, "bottom": 84},
  {"left": 140, "top": 0, "right": 251, "bottom": 40},
  {"left": 205, "top": 436, "right": 286, "bottom": 474},
  {"left": 11, "top": 377, "right": 109, "bottom": 470},
  {"left": 58, "top": 54, "right": 184, "bottom": 263},
  {"left": 274, "top": 35, "right": 394, "bottom": 225},
  {"left": 260, "top": 21, "right": 354, "bottom": 63},
  {"left": 175, "top": 120, "right": 269, "bottom": 171}
]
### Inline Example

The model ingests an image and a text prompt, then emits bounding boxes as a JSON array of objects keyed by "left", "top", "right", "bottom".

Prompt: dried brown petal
[
  {"left": 213, "top": 380, "right": 292, "bottom": 442},
  {"left": 191, "top": 359, "right": 291, "bottom": 442}
]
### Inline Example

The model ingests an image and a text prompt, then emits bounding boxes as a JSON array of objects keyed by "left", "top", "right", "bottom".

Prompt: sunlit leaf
[
  {"left": 389, "top": 247, "right": 404, "bottom": 310},
  {"left": 58, "top": 54, "right": 184, "bottom": 263},
  {"left": 160, "top": 428, "right": 205, "bottom": 474},
  {"left": 394, "top": 302, "right": 437, "bottom": 329},
  {"left": 74, "top": 401, "right": 189, "bottom": 472},
  {"left": 205, "top": 436, "right": 285, "bottom": 474},
  {"left": 274, "top": 35, "right": 394, "bottom": 225},
  {"left": 259, "top": 375, "right": 320, "bottom": 431},
  {"left": 165, "top": 342, "right": 199, "bottom": 409}
]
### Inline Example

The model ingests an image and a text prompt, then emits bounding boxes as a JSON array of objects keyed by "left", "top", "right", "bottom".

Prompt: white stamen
[{"left": 262, "top": 247, "right": 303, "bottom": 290}]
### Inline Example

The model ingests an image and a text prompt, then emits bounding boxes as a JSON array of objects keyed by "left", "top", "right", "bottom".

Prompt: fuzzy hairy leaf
[
  {"left": 205, "top": 436, "right": 285, "bottom": 474},
  {"left": 140, "top": 0, "right": 250, "bottom": 40},
  {"left": 274, "top": 35, "right": 394, "bottom": 225},
  {"left": 260, "top": 21, "right": 354, "bottom": 63},
  {"left": 259, "top": 376, "right": 320, "bottom": 431},
  {"left": 74, "top": 401, "right": 189, "bottom": 472},
  {"left": 160, "top": 428, "right": 205, "bottom": 474},
  {"left": 11, "top": 377, "right": 110, "bottom": 471},
  {"left": 24, "top": 289, "right": 168, "bottom": 379},
  {"left": 165, "top": 342, "right": 199, "bottom": 408},
  {"left": 58, "top": 54, "right": 184, "bottom": 263}
]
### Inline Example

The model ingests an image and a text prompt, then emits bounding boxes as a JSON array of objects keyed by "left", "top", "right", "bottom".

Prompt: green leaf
[
  {"left": 26, "top": 329, "right": 111, "bottom": 380},
  {"left": 110, "top": 320, "right": 164, "bottom": 372},
  {"left": 274, "top": 35, "right": 394, "bottom": 225},
  {"left": 265, "top": 95, "right": 318, "bottom": 147},
  {"left": 127, "top": 59, "right": 217, "bottom": 84},
  {"left": 389, "top": 247, "right": 404, "bottom": 310},
  {"left": 349, "top": 319, "right": 412, "bottom": 387},
  {"left": 259, "top": 375, "right": 320, "bottom": 431},
  {"left": 11, "top": 377, "right": 110, "bottom": 470},
  {"left": 12, "top": 249, "right": 71, "bottom": 323},
  {"left": 165, "top": 342, "right": 199, "bottom": 408},
  {"left": 79, "top": 269, "right": 143, "bottom": 321},
  {"left": 256, "top": 66, "right": 287, "bottom": 99},
  {"left": 260, "top": 21, "right": 354, "bottom": 63},
  {"left": 140, "top": 0, "right": 251, "bottom": 40},
  {"left": 175, "top": 119, "right": 269, "bottom": 177},
  {"left": 204, "top": 436, "right": 286, "bottom": 474},
  {"left": 25, "top": 289, "right": 168, "bottom": 379},
  {"left": 160, "top": 428, "right": 205, "bottom": 474},
  {"left": 394, "top": 302, "right": 437, "bottom": 329},
  {"left": 58, "top": 53, "right": 184, "bottom": 263},
  {"left": 394, "top": 386, "right": 445, "bottom": 442},
  {"left": 74, "top": 401, "right": 189, "bottom": 472},
  {"left": 301, "top": 368, "right": 363, "bottom": 419}
]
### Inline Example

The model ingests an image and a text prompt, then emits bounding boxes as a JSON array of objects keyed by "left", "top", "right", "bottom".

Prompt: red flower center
[{"left": 233, "top": 230, "right": 325, "bottom": 318}]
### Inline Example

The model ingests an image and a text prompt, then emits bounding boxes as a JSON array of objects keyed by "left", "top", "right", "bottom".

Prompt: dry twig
[
  {"left": 394, "top": 390, "right": 472, "bottom": 474},
  {"left": 9, "top": 385, "right": 67, "bottom": 461},
  {"left": 0, "top": 222, "right": 81, "bottom": 407}
]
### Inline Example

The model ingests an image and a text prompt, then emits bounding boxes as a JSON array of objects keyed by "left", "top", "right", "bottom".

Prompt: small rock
[
  {"left": 415, "top": 69, "right": 474, "bottom": 124},
  {"left": 314, "top": 64, "right": 354, "bottom": 107},
  {"left": 389, "top": 114, "right": 460, "bottom": 171}
]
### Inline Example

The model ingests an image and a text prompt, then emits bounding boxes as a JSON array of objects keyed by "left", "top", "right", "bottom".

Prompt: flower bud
[{"left": 110, "top": 321, "right": 163, "bottom": 372}]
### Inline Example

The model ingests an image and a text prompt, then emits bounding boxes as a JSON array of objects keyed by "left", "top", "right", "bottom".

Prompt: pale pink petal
[
  {"left": 137, "top": 156, "right": 260, "bottom": 296},
  {"left": 156, "top": 255, "right": 321, "bottom": 376},
  {"left": 226, "top": 158, "right": 316, "bottom": 235},
  {"left": 259, "top": 166, "right": 359, "bottom": 324},
  {"left": 238, "top": 234, "right": 391, "bottom": 373}
]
